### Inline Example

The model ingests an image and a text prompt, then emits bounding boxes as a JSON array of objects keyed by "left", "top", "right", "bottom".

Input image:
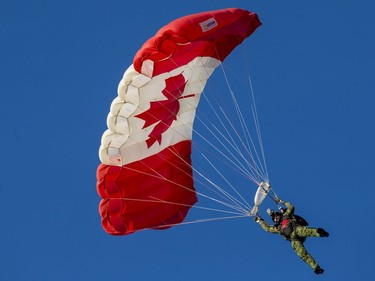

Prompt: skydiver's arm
[
  {"left": 259, "top": 220, "right": 279, "bottom": 234},
  {"left": 276, "top": 196, "right": 295, "bottom": 216},
  {"left": 283, "top": 201, "right": 295, "bottom": 216}
]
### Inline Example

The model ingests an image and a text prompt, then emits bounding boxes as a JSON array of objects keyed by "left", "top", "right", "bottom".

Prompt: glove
[
  {"left": 254, "top": 216, "right": 262, "bottom": 223},
  {"left": 266, "top": 208, "right": 274, "bottom": 216},
  {"left": 274, "top": 196, "right": 282, "bottom": 204}
]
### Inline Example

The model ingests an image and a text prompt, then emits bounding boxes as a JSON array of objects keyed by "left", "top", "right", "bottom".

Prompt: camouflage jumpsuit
[{"left": 258, "top": 201, "right": 322, "bottom": 271}]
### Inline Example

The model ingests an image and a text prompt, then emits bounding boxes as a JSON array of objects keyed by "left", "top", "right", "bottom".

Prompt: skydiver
[{"left": 254, "top": 197, "right": 329, "bottom": 274}]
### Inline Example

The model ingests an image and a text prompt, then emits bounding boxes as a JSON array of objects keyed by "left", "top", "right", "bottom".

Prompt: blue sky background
[{"left": 1, "top": 0, "right": 374, "bottom": 280}]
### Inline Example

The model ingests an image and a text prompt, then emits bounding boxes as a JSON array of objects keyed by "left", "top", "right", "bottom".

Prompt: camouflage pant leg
[
  {"left": 290, "top": 239, "right": 318, "bottom": 270},
  {"left": 293, "top": 225, "right": 320, "bottom": 238}
]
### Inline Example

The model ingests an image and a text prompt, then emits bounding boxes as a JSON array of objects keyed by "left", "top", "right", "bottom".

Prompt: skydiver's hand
[
  {"left": 274, "top": 196, "right": 282, "bottom": 204},
  {"left": 254, "top": 216, "right": 262, "bottom": 223}
]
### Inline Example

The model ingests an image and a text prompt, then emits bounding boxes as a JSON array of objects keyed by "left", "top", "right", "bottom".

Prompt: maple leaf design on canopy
[{"left": 135, "top": 73, "right": 188, "bottom": 148}]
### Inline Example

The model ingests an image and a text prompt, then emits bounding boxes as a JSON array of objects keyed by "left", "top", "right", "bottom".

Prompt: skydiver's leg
[
  {"left": 294, "top": 226, "right": 319, "bottom": 237},
  {"left": 291, "top": 239, "right": 320, "bottom": 271},
  {"left": 294, "top": 226, "right": 329, "bottom": 238}
]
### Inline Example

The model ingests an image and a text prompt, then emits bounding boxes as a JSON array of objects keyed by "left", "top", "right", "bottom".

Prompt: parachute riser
[
  {"left": 264, "top": 186, "right": 285, "bottom": 210},
  {"left": 266, "top": 187, "right": 280, "bottom": 205}
]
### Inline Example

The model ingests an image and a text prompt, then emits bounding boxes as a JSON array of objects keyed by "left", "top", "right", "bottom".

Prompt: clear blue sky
[{"left": 1, "top": 0, "right": 374, "bottom": 280}]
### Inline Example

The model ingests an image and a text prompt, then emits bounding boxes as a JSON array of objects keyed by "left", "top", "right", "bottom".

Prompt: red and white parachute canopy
[{"left": 97, "top": 8, "right": 261, "bottom": 235}]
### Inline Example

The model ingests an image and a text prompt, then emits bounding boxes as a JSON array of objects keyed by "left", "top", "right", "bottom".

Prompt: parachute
[{"left": 97, "top": 8, "right": 262, "bottom": 235}]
